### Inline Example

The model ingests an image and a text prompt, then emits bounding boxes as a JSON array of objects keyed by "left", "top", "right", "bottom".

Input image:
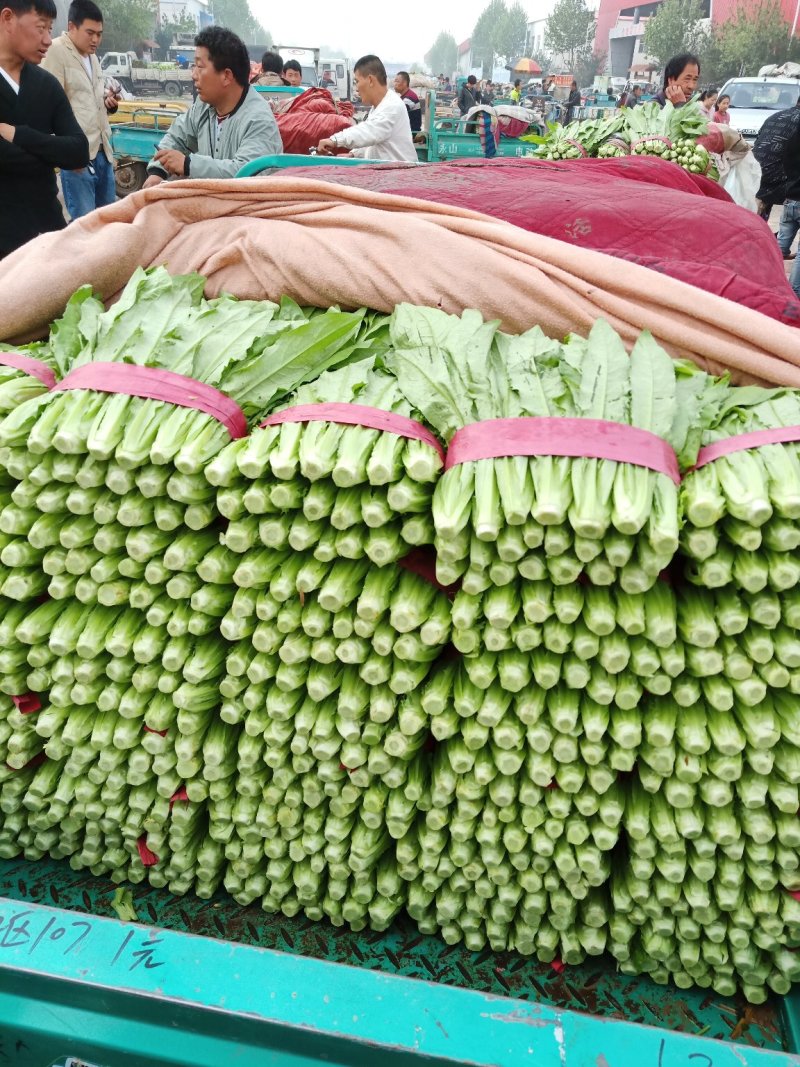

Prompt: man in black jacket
[
  {"left": 0, "top": 0, "right": 89, "bottom": 258},
  {"left": 458, "top": 75, "right": 480, "bottom": 116},
  {"left": 754, "top": 100, "right": 800, "bottom": 296}
]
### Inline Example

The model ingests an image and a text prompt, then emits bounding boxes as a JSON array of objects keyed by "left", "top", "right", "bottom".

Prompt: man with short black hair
[
  {"left": 0, "top": 0, "right": 88, "bottom": 256},
  {"left": 42, "top": 0, "right": 117, "bottom": 219},
  {"left": 282, "top": 58, "right": 302, "bottom": 86},
  {"left": 253, "top": 49, "right": 285, "bottom": 86},
  {"left": 458, "top": 73, "right": 479, "bottom": 115},
  {"left": 316, "top": 54, "right": 416, "bottom": 162},
  {"left": 144, "top": 25, "right": 281, "bottom": 186},
  {"left": 394, "top": 70, "right": 420, "bottom": 132}
]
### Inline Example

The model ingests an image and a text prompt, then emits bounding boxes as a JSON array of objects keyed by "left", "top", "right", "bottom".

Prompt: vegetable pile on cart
[
  {"left": 0, "top": 267, "right": 799, "bottom": 1003},
  {"left": 543, "top": 100, "right": 714, "bottom": 178}
]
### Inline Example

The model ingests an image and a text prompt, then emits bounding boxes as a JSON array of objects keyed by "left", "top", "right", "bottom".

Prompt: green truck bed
[{"left": 2, "top": 854, "right": 799, "bottom": 1066}]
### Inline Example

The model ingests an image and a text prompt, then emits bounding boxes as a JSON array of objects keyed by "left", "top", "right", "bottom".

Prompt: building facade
[{"left": 595, "top": 0, "right": 798, "bottom": 79}]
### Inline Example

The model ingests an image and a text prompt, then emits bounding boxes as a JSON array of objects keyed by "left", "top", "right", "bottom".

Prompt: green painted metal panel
[
  {"left": 1, "top": 856, "right": 798, "bottom": 1066},
  {"left": 1, "top": 896, "right": 800, "bottom": 1067}
]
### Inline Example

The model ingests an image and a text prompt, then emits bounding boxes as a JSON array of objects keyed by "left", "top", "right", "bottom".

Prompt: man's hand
[
  {"left": 665, "top": 82, "right": 687, "bottom": 105},
  {"left": 143, "top": 174, "right": 165, "bottom": 189},
  {"left": 316, "top": 138, "right": 338, "bottom": 156},
  {"left": 153, "top": 148, "right": 187, "bottom": 176},
  {"left": 0, "top": 123, "right": 16, "bottom": 143},
  {"left": 104, "top": 91, "right": 119, "bottom": 111}
]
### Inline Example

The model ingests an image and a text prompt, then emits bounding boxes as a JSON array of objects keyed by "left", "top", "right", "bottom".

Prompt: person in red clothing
[
  {"left": 714, "top": 94, "right": 731, "bottom": 124},
  {"left": 394, "top": 70, "right": 421, "bottom": 132}
]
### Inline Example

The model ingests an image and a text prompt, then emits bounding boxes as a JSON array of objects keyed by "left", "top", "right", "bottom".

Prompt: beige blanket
[{"left": 1, "top": 176, "right": 798, "bottom": 386}]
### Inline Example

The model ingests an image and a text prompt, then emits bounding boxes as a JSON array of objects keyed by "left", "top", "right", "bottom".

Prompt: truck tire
[
  {"left": 114, "top": 161, "right": 147, "bottom": 197},
  {"left": 163, "top": 81, "right": 181, "bottom": 99}
]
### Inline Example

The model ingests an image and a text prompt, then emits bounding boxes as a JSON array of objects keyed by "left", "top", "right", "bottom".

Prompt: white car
[{"left": 719, "top": 75, "right": 800, "bottom": 141}]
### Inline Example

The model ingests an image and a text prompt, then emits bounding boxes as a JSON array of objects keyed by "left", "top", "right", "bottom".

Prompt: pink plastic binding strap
[
  {"left": 564, "top": 138, "right": 589, "bottom": 158},
  {"left": 169, "top": 786, "right": 189, "bottom": 807},
  {"left": 0, "top": 352, "right": 56, "bottom": 389},
  {"left": 550, "top": 958, "right": 566, "bottom": 974},
  {"left": 137, "top": 835, "right": 159, "bottom": 866},
  {"left": 693, "top": 426, "right": 800, "bottom": 470},
  {"left": 445, "top": 417, "right": 681, "bottom": 486},
  {"left": 12, "top": 693, "right": 41, "bottom": 715},
  {"left": 260, "top": 402, "right": 445, "bottom": 462},
  {"left": 53, "top": 363, "right": 247, "bottom": 439}
]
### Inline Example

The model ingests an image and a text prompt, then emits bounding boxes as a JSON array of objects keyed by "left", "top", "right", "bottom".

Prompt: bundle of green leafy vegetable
[
  {"left": 542, "top": 113, "right": 624, "bottom": 160},
  {"left": 206, "top": 357, "right": 443, "bottom": 565},
  {"left": 387, "top": 306, "right": 712, "bottom": 591}
]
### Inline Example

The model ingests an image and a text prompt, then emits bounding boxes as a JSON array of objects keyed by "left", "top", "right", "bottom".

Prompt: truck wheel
[
  {"left": 115, "top": 161, "right": 147, "bottom": 197},
  {"left": 163, "top": 81, "right": 181, "bottom": 99}
]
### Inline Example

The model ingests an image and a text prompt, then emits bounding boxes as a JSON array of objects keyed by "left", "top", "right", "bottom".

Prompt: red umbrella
[{"left": 513, "top": 58, "right": 542, "bottom": 74}]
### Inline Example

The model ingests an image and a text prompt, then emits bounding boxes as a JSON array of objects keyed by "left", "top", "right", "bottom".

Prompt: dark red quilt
[{"left": 276, "top": 156, "right": 800, "bottom": 327}]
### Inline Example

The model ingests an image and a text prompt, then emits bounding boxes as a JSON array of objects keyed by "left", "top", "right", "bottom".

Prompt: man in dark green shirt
[{"left": 0, "top": 0, "right": 88, "bottom": 257}]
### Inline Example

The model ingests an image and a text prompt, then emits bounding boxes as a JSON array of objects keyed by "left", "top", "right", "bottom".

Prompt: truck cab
[
  {"left": 277, "top": 46, "right": 319, "bottom": 87},
  {"left": 100, "top": 51, "right": 135, "bottom": 79},
  {"left": 320, "top": 57, "right": 351, "bottom": 100}
]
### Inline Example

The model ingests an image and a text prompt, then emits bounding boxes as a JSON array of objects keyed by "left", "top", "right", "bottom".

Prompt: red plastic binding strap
[
  {"left": 136, "top": 835, "right": 159, "bottom": 866},
  {"left": 0, "top": 352, "right": 57, "bottom": 389},
  {"left": 398, "top": 547, "right": 460, "bottom": 596},
  {"left": 787, "top": 889, "right": 800, "bottom": 902},
  {"left": 445, "top": 417, "right": 681, "bottom": 486},
  {"left": 169, "top": 786, "right": 189, "bottom": 807},
  {"left": 693, "top": 426, "right": 800, "bottom": 471},
  {"left": 564, "top": 138, "right": 589, "bottom": 158},
  {"left": 550, "top": 958, "right": 566, "bottom": 974},
  {"left": 260, "top": 402, "right": 445, "bottom": 462},
  {"left": 6, "top": 752, "right": 46, "bottom": 772},
  {"left": 53, "top": 363, "right": 247, "bottom": 439},
  {"left": 12, "top": 693, "right": 41, "bottom": 715},
  {"left": 143, "top": 725, "right": 168, "bottom": 737}
]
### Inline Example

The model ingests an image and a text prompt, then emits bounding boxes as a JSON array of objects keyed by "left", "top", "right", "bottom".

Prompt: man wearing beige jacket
[{"left": 41, "top": 0, "right": 117, "bottom": 218}]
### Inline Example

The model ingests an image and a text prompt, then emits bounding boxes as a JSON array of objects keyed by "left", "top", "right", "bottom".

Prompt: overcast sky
[{"left": 251, "top": 0, "right": 498, "bottom": 64}]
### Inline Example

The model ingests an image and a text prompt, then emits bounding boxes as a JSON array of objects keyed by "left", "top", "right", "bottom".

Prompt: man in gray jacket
[{"left": 144, "top": 26, "right": 281, "bottom": 187}]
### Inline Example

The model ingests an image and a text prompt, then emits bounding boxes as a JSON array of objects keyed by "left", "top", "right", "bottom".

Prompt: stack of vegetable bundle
[
  {"left": 2, "top": 270, "right": 800, "bottom": 1002},
  {"left": 542, "top": 99, "right": 713, "bottom": 178},
  {"left": 541, "top": 113, "right": 623, "bottom": 160},
  {"left": 203, "top": 357, "right": 453, "bottom": 924},
  {"left": 619, "top": 388, "right": 800, "bottom": 1001},
  {"left": 0, "top": 352, "right": 59, "bottom": 696}
]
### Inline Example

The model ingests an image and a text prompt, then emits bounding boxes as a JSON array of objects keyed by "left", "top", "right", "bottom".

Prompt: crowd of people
[
  {"left": 1, "top": 4, "right": 798, "bottom": 296},
  {"left": 0, "top": 0, "right": 424, "bottom": 259}
]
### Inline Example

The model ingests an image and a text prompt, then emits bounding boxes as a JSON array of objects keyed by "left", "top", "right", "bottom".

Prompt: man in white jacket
[{"left": 316, "top": 55, "right": 417, "bottom": 163}]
